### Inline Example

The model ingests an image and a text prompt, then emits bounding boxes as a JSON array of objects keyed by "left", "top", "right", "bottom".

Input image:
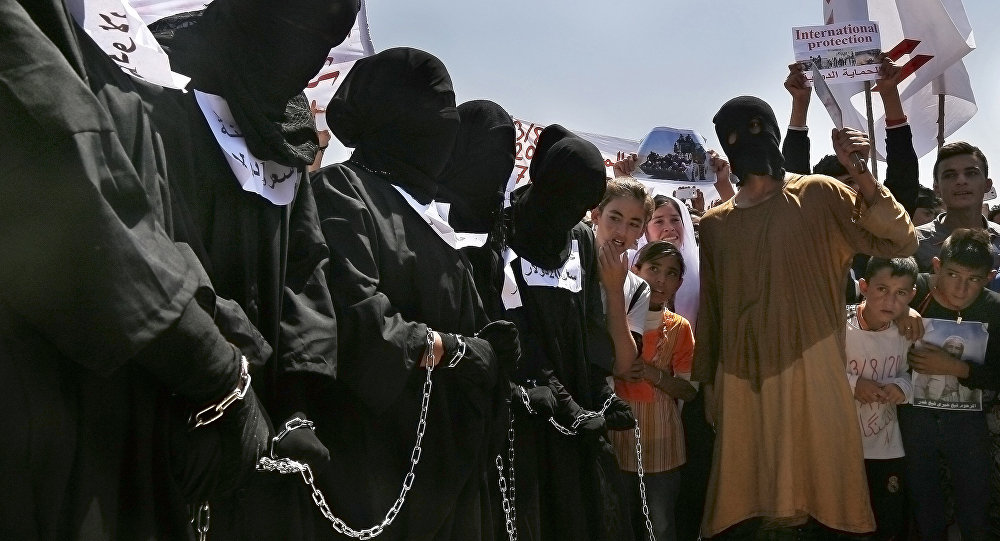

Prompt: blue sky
[{"left": 367, "top": 0, "right": 998, "bottom": 188}]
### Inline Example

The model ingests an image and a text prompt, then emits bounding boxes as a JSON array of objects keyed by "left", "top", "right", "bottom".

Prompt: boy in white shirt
[{"left": 845, "top": 256, "right": 917, "bottom": 540}]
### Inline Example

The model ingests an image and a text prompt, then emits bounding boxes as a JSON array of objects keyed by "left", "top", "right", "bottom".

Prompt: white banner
[{"left": 793, "top": 21, "right": 882, "bottom": 83}]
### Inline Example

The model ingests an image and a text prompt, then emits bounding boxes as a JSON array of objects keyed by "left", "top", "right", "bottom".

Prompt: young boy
[
  {"left": 900, "top": 228, "right": 1000, "bottom": 541},
  {"left": 846, "top": 257, "right": 918, "bottom": 541}
]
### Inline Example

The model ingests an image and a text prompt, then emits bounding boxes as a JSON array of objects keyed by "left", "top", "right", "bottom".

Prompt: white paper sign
[
  {"left": 67, "top": 0, "right": 189, "bottom": 89},
  {"left": 520, "top": 240, "right": 582, "bottom": 293},
  {"left": 501, "top": 248, "right": 523, "bottom": 310},
  {"left": 793, "top": 21, "right": 882, "bottom": 84},
  {"left": 195, "top": 90, "right": 300, "bottom": 206}
]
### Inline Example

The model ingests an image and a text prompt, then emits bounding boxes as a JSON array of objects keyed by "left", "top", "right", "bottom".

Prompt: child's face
[
  {"left": 858, "top": 269, "right": 916, "bottom": 326},
  {"left": 645, "top": 202, "right": 684, "bottom": 248},
  {"left": 592, "top": 196, "right": 646, "bottom": 252},
  {"left": 931, "top": 258, "right": 995, "bottom": 310},
  {"left": 634, "top": 254, "right": 683, "bottom": 308}
]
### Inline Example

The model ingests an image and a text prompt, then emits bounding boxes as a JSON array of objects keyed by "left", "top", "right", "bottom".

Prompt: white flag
[{"left": 822, "top": 0, "right": 976, "bottom": 160}]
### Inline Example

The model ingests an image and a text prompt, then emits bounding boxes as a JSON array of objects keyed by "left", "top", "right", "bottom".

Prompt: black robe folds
[
  {"left": 505, "top": 223, "right": 632, "bottom": 541},
  {"left": 307, "top": 163, "right": 499, "bottom": 540}
]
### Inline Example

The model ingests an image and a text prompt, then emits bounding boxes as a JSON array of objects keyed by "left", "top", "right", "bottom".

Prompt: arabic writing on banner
[
  {"left": 195, "top": 91, "right": 300, "bottom": 206},
  {"left": 793, "top": 21, "right": 882, "bottom": 84},
  {"left": 66, "top": 0, "right": 189, "bottom": 89}
]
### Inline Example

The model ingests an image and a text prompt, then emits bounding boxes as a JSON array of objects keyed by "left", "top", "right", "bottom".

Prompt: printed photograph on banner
[
  {"left": 912, "top": 318, "right": 989, "bottom": 411},
  {"left": 792, "top": 20, "right": 882, "bottom": 84},
  {"left": 634, "top": 127, "right": 715, "bottom": 184}
]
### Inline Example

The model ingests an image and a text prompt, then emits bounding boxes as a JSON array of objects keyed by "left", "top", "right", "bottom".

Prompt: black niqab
[
  {"left": 713, "top": 95, "right": 785, "bottom": 184},
  {"left": 438, "top": 100, "right": 515, "bottom": 233},
  {"left": 326, "top": 47, "right": 460, "bottom": 205},
  {"left": 509, "top": 124, "right": 606, "bottom": 269},
  {"left": 162, "top": 0, "right": 359, "bottom": 166}
]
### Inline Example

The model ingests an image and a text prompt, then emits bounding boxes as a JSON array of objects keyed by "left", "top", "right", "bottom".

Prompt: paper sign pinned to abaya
[
  {"left": 66, "top": 0, "right": 189, "bottom": 89},
  {"left": 195, "top": 91, "right": 300, "bottom": 206},
  {"left": 520, "top": 240, "right": 582, "bottom": 293},
  {"left": 501, "top": 248, "right": 523, "bottom": 310},
  {"left": 634, "top": 127, "right": 716, "bottom": 184}
]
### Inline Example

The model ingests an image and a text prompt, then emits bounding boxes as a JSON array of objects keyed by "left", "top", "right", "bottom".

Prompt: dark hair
[
  {"left": 634, "top": 240, "right": 685, "bottom": 278},
  {"left": 915, "top": 185, "right": 943, "bottom": 211},
  {"left": 864, "top": 256, "right": 918, "bottom": 283},
  {"left": 598, "top": 177, "right": 654, "bottom": 221},
  {"left": 814, "top": 154, "right": 848, "bottom": 178},
  {"left": 933, "top": 141, "right": 989, "bottom": 181},
  {"left": 939, "top": 228, "right": 995, "bottom": 272}
]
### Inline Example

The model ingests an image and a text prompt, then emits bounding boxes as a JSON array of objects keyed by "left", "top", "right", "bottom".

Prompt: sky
[{"left": 365, "top": 0, "right": 998, "bottom": 190}]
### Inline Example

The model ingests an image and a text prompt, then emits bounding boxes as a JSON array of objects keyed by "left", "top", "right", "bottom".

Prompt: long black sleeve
[
  {"left": 883, "top": 124, "right": 919, "bottom": 217},
  {"left": 782, "top": 128, "right": 812, "bottom": 175}
]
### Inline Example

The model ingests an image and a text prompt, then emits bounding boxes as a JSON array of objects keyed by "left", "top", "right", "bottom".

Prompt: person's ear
[
  {"left": 989, "top": 269, "right": 997, "bottom": 283},
  {"left": 905, "top": 286, "right": 917, "bottom": 302},
  {"left": 858, "top": 278, "right": 869, "bottom": 296},
  {"left": 932, "top": 257, "right": 942, "bottom": 274}
]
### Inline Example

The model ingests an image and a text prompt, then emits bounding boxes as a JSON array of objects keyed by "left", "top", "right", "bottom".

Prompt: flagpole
[
  {"left": 937, "top": 94, "right": 946, "bottom": 150},
  {"left": 864, "top": 81, "right": 877, "bottom": 180}
]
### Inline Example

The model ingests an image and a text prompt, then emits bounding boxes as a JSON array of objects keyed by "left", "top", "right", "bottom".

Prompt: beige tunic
[{"left": 693, "top": 174, "right": 917, "bottom": 536}]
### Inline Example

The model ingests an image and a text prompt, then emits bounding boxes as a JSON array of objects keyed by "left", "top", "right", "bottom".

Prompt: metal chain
[
  {"left": 634, "top": 425, "right": 655, "bottom": 541},
  {"left": 256, "top": 331, "right": 437, "bottom": 539},
  {"left": 547, "top": 393, "right": 617, "bottom": 436},
  {"left": 495, "top": 399, "right": 519, "bottom": 541},
  {"left": 191, "top": 501, "right": 210, "bottom": 541}
]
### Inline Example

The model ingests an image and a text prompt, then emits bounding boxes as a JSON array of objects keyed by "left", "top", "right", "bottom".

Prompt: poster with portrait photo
[
  {"left": 634, "top": 127, "right": 716, "bottom": 185},
  {"left": 912, "top": 318, "right": 989, "bottom": 411}
]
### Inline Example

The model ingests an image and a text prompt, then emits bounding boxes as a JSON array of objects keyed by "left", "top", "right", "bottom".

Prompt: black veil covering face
[
  {"left": 713, "top": 96, "right": 786, "bottom": 184},
  {"left": 438, "top": 100, "right": 516, "bottom": 233},
  {"left": 163, "top": 0, "right": 360, "bottom": 166},
  {"left": 509, "top": 124, "right": 607, "bottom": 269},
  {"left": 326, "top": 47, "right": 460, "bottom": 204}
]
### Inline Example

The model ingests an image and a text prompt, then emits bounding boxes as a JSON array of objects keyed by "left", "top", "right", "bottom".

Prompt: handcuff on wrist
[
  {"left": 190, "top": 355, "right": 251, "bottom": 429},
  {"left": 270, "top": 417, "right": 317, "bottom": 459}
]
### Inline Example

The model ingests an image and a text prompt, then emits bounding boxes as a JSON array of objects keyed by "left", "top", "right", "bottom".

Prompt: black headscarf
[
  {"left": 163, "top": 0, "right": 360, "bottom": 167},
  {"left": 508, "top": 124, "right": 606, "bottom": 270},
  {"left": 437, "top": 100, "right": 515, "bottom": 233},
  {"left": 326, "top": 48, "right": 460, "bottom": 204},
  {"left": 713, "top": 96, "right": 785, "bottom": 184}
]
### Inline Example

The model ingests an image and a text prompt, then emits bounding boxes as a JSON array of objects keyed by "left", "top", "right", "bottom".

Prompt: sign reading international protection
[{"left": 792, "top": 21, "right": 882, "bottom": 84}]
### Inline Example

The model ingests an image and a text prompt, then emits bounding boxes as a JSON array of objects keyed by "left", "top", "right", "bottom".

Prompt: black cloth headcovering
[
  {"left": 713, "top": 96, "right": 785, "bottom": 184},
  {"left": 509, "top": 124, "right": 606, "bottom": 270},
  {"left": 163, "top": 0, "right": 360, "bottom": 167},
  {"left": 326, "top": 47, "right": 459, "bottom": 204},
  {"left": 437, "top": 100, "right": 515, "bottom": 233}
]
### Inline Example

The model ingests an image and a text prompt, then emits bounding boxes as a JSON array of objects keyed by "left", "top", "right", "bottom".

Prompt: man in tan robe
[{"left": 694, "top": 96, "right": 917, "bottom": 538}]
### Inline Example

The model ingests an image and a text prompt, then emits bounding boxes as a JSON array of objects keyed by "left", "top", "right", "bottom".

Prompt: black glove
[
  {"left": 514, "top": 385, "right": 557, "bottom": 417},
  {"left": 476, "top": 320, "right": 520, "bottom": 375},
  {"left": 574, "top": 414, "right": 607, "bottom": 442},
  {"left": 171, "top": 383, "right": 272, "bottom": 501},
  {"left": 273, "top": 414, "right": 331, "bottom": 468},
  {"left": 603, "top": 395, "right": 637, "bottom": 431},
  {"left": 439, "top": 332, "right": 497, "bottom": 390}
]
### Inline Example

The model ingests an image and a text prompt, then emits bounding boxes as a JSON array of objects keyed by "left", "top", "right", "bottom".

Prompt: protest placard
[
  {"left": 792, "top": 21, "right": 882, "bottom": 84},
  {"left": 912, "top": 318, "right": 989, "bottom": 411},
  {"left": 634, "top": 127, "right": 716, "bottom": 184}
]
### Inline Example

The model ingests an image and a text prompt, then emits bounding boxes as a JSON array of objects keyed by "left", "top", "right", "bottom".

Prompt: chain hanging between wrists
[
  {"left": 495, "top": 408, "right": 518, "bottom": 541},
  {"left": 256, "top": 329, "right": 437, "bottom": 539},
  {"left": 547, "top": 393, "right": 617, "bottom": 436},
  {"left": 634, "top": 425, "right": 655, "bottom": 540}
]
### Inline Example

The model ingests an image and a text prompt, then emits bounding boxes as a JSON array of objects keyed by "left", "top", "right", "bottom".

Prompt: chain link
[
  {"left": 634, "top": 425, "right": 655, "bottom": 540},
  {"left": 192, "top": 501, "right": 210, "bottom": 541},
  {"left": 547, "top": 393, "right": 617, "bottom": 436},
  {"left": 494, "top": 408, "right": 519, "bottom": 541},
  {"left": 256, "top": 331, "right": 437, "bottom": 539}
]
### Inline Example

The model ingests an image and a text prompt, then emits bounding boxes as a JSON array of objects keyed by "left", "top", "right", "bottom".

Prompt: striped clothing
[{"left": 612, "top": 309, "right": 693, "bottom": 473}]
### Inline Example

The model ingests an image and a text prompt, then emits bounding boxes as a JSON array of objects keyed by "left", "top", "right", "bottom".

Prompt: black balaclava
[
  {"left": 713, "top": 96, "right": 785, "bottom": 185},
  {"left": 437, "top": 100, "right": 515, "bottom": 233},
  {"left": 508, "top": 124, "right": 606, "bottom": 270},
  {"left": 164, "top": 0, "right": 360, "bottom": 166},
  {"left": 326, "top": 47, "right": 460, "bottom": 204}
]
